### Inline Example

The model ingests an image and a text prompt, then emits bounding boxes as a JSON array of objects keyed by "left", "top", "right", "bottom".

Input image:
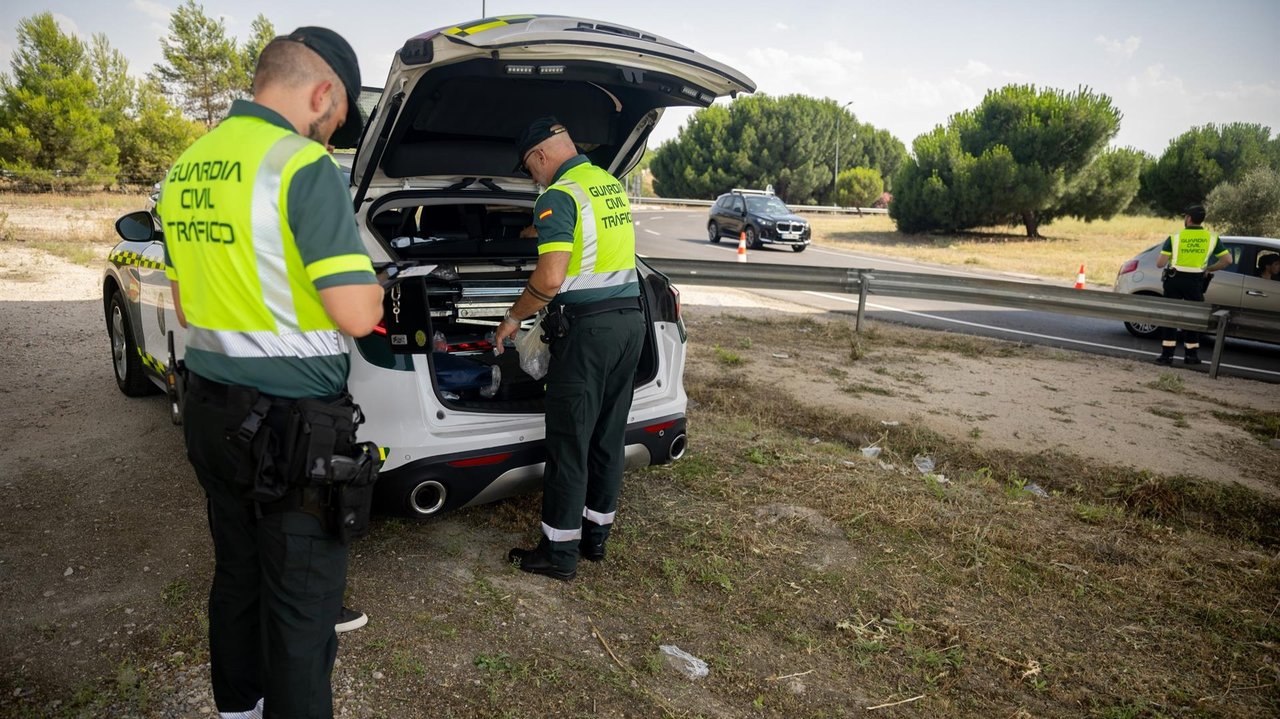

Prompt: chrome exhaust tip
[
  {"left": 669, "top": 433, "right": 687, "bottom": 461},
  {"left": 409, "top": 480, "right": 447, "bottom": 516}
]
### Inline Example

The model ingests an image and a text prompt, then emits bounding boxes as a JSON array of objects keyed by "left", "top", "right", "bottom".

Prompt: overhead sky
[{"left": 3, "top": 0, "right": 1278, "bottom": 156}]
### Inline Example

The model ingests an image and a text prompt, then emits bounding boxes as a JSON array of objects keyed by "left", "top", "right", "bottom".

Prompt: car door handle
[{"left": 1245, "top": 290, "right": 1267, "bottom": 297}]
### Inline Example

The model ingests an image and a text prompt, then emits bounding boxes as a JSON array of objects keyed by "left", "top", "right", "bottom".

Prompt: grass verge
[{"left": 803, "top": 213, "right": 1177, "bottom": 286}]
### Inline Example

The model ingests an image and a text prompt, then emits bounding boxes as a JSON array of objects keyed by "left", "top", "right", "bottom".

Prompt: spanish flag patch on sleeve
[{"left": 538, "top": 209, "right": 554, "bottom": 220}]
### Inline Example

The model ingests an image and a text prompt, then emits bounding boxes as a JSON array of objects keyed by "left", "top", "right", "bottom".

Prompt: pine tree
[{"left": 150, "top": 0, "right": 239, "bottom": 126}]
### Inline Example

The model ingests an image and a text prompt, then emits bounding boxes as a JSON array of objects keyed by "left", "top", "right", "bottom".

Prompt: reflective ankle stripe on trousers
[{"left": 541, "top": 522, "right": 582, "bottom": 542}]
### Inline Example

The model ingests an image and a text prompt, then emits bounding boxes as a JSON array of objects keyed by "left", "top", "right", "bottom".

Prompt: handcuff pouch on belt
[
  {"left": 540, "top": 305, "right": 570, "bottom": 343},
  {"left": 227, "top": 389, "right": 381, "bottom": 543}
]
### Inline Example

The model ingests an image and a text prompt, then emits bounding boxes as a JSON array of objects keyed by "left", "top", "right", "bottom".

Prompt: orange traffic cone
[
  {"left": 737, "top": 231, "right": 747, "bottom": 262},
  {"left": 1074, "top": 263, "right": 1086, "bottom": 289}
]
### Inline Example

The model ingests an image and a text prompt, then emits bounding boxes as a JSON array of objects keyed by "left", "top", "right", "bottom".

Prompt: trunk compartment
[{"left": 364, "top": 198, "right": 661, "bottom": 413}]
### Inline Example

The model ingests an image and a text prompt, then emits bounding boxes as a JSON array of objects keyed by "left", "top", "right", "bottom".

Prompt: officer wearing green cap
[
  {"left": 157, "top": 27, "right": 382, "bottom": 718},
  {"left": 494, "top": 117, "right": 645, "bottom": 581},
  {"left": 1153, "top": 204, "right": 1232, "bottom": 366}
]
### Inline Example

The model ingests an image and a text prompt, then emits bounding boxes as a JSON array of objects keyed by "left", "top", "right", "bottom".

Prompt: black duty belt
[{"left": 557, "top": 297, "right": 641, "bottom": 321}]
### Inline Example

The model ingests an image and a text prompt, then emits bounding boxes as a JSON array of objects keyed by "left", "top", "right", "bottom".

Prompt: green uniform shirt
[{"left": 160, "top": 99, "right": 375, "bottom": 398}]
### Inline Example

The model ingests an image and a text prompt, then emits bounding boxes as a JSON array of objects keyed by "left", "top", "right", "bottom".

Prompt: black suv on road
[{"left": 707, "top": 189, "right": 811, "bottom": 252}]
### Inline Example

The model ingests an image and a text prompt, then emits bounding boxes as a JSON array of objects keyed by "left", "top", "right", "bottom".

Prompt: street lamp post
[{"left": 833, "top": 100, "right": 852, "bottom": 205}]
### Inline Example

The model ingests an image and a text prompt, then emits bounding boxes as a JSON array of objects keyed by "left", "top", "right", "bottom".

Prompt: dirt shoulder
[
  {"left": 1, "top": 247, "right": 1277, "bottom": 718},
  {"left": 676, "top": 286, "right": 1279, "bottom": 497}
]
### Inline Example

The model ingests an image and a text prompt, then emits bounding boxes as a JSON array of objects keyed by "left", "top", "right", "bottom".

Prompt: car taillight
[
  {"left": 644, "top": 420, "right": 678, "bottom": 433},
  {"left": 670, "top": 285, "right": 681, "bottom": 321},
  {"left": 1119, "top": 259, "right": 1139, "bottom": 275}
]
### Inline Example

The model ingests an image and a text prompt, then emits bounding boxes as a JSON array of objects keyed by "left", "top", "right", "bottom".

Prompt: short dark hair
[
  {"left": 1183, "top": 204, "right": 1207, "bottom": 224},
  {"left": 252, "top": 38, "right": 337, "bottom": 96}
]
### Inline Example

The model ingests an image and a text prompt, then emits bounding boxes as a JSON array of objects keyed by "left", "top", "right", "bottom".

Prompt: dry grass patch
[
  {"left": 1, "top": 191, "right": 146, "bottom": 267},
  {"left": 803, "top": 213, "right": 1176, "bottom": 286}
]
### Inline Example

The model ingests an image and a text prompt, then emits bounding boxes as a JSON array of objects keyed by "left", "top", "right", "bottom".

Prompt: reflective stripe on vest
[
  {"left": 546, "top": 164, "right": 637, "bottom": 295},
  {"left": 186, "top": 327, "right": 345, "bottom": 358},
  {"left": 1169, "top": 228, "right": 1219, "bottom": 273},
  {"left": 158, "top": 117, "right": 346, "bottom": 361}
]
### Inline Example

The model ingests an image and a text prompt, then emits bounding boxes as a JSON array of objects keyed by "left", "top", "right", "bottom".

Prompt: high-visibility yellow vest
[
  {"left": 1165, "top": 228, "right": 1221, "bottom": 272},
  {"left": 159, "top": 109, "right": 371, "bottom": 396},
  {"left": 541, "top": 162, "right": 638, "bottom": 301}
]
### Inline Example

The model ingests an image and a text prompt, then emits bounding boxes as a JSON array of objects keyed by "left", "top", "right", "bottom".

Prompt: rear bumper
[{"left": 373, "top": 414, "right": 687, "bottom": 518}]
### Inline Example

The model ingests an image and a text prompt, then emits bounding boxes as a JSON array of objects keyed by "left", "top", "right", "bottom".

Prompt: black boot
[
  {"left": 1183, "top": 348, "right": 1202, "bottom": 366},
  {"left": 579, "top": 519, "right": 609, "bottom": 562},
  {"left": 508, "top": 542, "right": 576, "bottom": 581},
  {"left": 1154, "top": 348, "right": 1174, "bottom": 366}
]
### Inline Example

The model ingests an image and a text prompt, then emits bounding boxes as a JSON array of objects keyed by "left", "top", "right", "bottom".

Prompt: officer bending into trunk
[
  {"left": 1153, "top": 204, "right": 1232, "bottom": 366},
  {"left": 158, "top": 28, "right": 382, "bottom": 718},
  {"left": 494, "top": 117, "right": 645, "bottom": 581}
]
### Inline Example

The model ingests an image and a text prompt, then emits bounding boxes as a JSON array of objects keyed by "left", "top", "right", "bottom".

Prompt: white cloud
[
  {"left": 730, "top": 42, "right": 864, "bottom": 98},
  {"left": 1205, "top": 80, "right": 1280, "bottom": 103},
  {"left": 774, "top": 22, "right": 790, "bottom": 31},
  {"left": 131, "top": 0, "right": 171, "bottom": 23},
  {"left": 51, "top": 13, "right": 84, "bottom": 39},
  {"left": 1124, "top": 63, "right": 1187, "bottom": 98},
  {"left": 1095, "top": 34, "right": 1141, "bottom": 60},
  {"left": 959, "top": 60, "right": 991, "bottom": 78}
]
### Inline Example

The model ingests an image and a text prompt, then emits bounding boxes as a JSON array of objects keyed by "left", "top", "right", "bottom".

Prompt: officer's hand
[{"left": 493, "top": 317, "right": 518, "bottom": 355}]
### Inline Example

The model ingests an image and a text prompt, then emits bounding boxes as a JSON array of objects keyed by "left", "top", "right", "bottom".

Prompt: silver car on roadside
[{"left": 1113, "top": 235, "right": 1280, "bottom": 338}]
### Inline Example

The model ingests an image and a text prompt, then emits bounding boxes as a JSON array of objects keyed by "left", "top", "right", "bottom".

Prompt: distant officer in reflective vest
[
  {"left": 1154, "top": 204, "right": 1231, "bottom": 366},
  {"left": 158, "top": 28, "right": 382, "bottom": 719},
  {"left": 494, "top": 117, "right": 645, "bottom": 581}
]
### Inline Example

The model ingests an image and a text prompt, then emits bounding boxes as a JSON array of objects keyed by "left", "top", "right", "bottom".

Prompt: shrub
[{"left": 1206, "top": 166, "right": 1280, "bottom": 237}]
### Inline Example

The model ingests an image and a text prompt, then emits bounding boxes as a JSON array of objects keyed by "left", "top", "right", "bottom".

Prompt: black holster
[{"left": 227, "top": 389, "right": 381, "bottom": 543}]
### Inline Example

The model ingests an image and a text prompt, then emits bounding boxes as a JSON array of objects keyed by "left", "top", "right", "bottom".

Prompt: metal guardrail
[
  {"left": 643, "top": 258, "right": 1280, "bottom": 380},
  {"left": 629, "top": 196, "right": 888, "bottom": 215}
]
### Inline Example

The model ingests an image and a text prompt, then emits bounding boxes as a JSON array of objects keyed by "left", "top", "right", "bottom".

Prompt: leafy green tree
[
  {"left": 239, "top": 14, "right": 276, "bottom": 94},
  {"left": 1139, "top": 123, "right": 1280, "bottom": 216},
  {"left": 117, "top": 79, "right": 205, "bottom": 184},
  {"left": 1205, "top": 166, "right": 1280, "bottom": 237},
  {"left": 88, "top": 32, "right": 134, "bottom": 127},
  {"left": 0, "top": 13, "right": 118, "bottom": 188},
  {"left": 649, "top": 95, "right": 906, "bottom": 205},
  {"left": 835, "top": 167, "right": 883, "bottom": 208},
  {"left": 1050, "top": 147, "right": 1144, "bottom": 222},
  {"left": 891, "top": 85, "right": 1124, "bottom": 237},
  {"left": 151, "top": 0, "right": 240, "bottom": 126}
]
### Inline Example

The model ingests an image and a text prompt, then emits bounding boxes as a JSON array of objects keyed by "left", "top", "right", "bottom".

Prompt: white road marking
[
  {"left": 645, "top": 229, "right": 660, "bottom": 235},
  {"left": 804, "top": 291, "right": 1280, "bottom": 378}
]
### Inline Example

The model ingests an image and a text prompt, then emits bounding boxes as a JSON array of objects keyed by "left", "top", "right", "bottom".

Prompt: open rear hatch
[{"left": 350, "top": 16, "right": 751, "bottom": 413}]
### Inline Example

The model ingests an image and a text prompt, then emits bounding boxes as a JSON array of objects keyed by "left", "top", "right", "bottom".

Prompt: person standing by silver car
[{"left": 1153, "top": 204, "right": 1232, "bottom": 366}]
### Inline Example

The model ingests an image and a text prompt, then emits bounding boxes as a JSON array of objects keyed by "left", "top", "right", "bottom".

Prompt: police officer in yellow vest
[
  {"left": 1154, "top": 204, "right": 1231, "bottom": 366},
  {"left": 494, "top": 117, "right": 645, "bottom": 581},
  {"left": 158, "top": 28, "right": 382, "bottom": 718}
]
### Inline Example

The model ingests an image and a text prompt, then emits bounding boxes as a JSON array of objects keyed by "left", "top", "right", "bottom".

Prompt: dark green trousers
[
  {"left": 540, "top": 308, "right": 645, "bottom": 568},
  {"left": 184, "top": 376, "right": 348, "bottom": 719}
]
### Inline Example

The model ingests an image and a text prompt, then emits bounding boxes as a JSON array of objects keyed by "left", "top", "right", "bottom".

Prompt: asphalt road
[{"left": 634, "top": 208, "right": 1280, "bottom": 383}]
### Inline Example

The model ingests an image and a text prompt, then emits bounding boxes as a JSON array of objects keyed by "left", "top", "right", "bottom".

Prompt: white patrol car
[{"left": 103, "top": 15, "right": 756, "bottom": 518}]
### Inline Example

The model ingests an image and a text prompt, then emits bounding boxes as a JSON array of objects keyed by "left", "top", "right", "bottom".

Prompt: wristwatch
[{"left": 502, "top": 308, "right": 518, "bottom": 326}]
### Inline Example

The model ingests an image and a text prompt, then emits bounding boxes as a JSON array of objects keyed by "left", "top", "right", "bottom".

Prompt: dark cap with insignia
[
  {"left": 516, "top": 116, "right": 568, "bottom": 159},
  {"left": 284, "top": 26, "right": 363, "bottom": 147}
]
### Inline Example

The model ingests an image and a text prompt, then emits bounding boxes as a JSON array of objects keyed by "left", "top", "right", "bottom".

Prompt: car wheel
[
  {"left": 792, "top": 244, "right": 807, "bottom": 253},
  {"left": 746, "top": 225, "right": 762, "bottom": 250},
  {"left": 1124, "top": 321, "right": 1161, "bottom": 339},
  {"left": 108, "top": 289, "right": 158, "bottom": 396},
  {"left": 707, "top": 221, "right": 721, "bottom": 243}
]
